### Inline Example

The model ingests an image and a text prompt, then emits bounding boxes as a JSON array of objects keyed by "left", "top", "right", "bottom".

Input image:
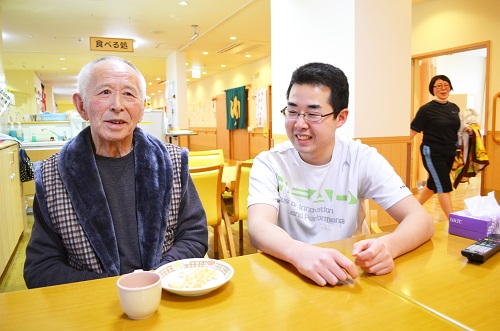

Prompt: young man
[{"left": 247, "top": 63, "right": 434, "bottom": 286}]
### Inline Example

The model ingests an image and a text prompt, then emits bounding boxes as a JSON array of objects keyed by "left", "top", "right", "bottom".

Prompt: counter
[
  {"left": 21, "top": 141, "right": 68, "bottom": 150},
  {"left": 0, "top": 141, "right": 25, "bottom": 276}
]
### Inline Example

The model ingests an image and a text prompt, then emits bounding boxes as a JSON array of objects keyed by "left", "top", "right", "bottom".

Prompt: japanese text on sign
[{"left": 90, "top": 37, "right": 134, "bottom": 53}]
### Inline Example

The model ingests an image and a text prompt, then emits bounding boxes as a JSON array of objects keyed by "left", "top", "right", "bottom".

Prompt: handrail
[{"left": 493, "top": 92, "right": 500, "bottom": 144}]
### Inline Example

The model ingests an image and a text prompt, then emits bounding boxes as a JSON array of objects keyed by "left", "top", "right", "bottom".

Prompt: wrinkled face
[
  {"left": 75, "top": 60, "right": 145, "bottom": 152},
  {"left": 285, "top": 83, "right": 347, "bottom": 165},
  {"left": 432, "top": 79, "right": 451, "bottom": 101}
]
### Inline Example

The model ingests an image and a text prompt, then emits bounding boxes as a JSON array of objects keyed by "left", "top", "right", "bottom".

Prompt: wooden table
[
  {"left": 222, "top": 165, "right": 236, "bottom": 193},
  {"left": 0, "top": 251, "right": 458, "bottom": 330},
  {"left": 318, "top": 221, "right": 500, "bottom": 330},
  {"left": 363, "top": 222, "right": 500, "bottom": 330},
  {"left": 165, "top": 130, "right": 197, "bottom": 144}
]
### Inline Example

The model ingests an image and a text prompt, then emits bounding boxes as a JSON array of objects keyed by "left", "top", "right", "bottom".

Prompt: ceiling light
[
  {"left": 230, "top": 36, "right": 237, "bottom": 40},
  {"left": 178, "top": 1, "right": 188, "bottom": 5},
  {"left": 192, "top": 68, "right": 201, "bottom": 79},
  {"left": 190, "top": 25, "right": 199, "bottom": 40},
  {"left": 245, "top": 54, "right": 251, "bottom": 58},
  {"left": 202, "top": 51, "right": 208, "bottom": 55},
  {"left": 221, "top": 64, "right": 226, "bottom": 68}
]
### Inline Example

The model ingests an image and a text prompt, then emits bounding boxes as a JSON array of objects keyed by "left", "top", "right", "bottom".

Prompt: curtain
[{"left": 225, "top": 86, "right": 248, "bottom": 130}]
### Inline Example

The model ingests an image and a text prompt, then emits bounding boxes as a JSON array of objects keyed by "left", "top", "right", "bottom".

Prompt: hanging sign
[
  {"left": 255, "top": 88, "right": 267, "bottom": 127},
  {"left": 90, "top": 37, "right": 134, "bottom": 53}
]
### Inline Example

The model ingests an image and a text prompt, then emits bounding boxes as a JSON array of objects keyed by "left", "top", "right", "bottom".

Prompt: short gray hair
[{"left": 76, "top": 56, "right": 147, "bottom": 103}]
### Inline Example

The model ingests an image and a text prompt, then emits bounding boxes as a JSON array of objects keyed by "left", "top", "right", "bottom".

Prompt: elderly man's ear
[{"left": 73, "top": 93, "right": 89, "bottom": 121}]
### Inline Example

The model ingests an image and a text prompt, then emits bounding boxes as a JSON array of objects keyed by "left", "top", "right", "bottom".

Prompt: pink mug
[{"left": 116, "top": 271, "right": 162, "bottom": 320}]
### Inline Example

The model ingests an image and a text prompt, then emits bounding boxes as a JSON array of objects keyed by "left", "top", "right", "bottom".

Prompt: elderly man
[{"left": 24, "top": 56, "right": 208, "bottom": 288}]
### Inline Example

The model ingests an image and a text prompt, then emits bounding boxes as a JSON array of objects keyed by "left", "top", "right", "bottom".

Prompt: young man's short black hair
[{"left": 286, "top": 62, "right": 349, "bottom": 118}]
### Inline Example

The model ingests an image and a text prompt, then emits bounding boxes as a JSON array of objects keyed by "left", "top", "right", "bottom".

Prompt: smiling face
[
  {"left": 285, "top": 83, "right": 348, "bottom": 165},
  {"left": 73, "top": 59, "right": 145, "bottom": 157},
  {"left": 432, "top": 79, "right": 451, "bottom": 102}
]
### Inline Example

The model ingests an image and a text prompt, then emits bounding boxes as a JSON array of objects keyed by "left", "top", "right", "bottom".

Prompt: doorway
[{"left": 410, "top": 41, "right": 490, "bottom": 196}]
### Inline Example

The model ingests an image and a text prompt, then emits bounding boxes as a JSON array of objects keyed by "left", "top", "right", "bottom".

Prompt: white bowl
[{"left": 155, "top": 258, "right": 234, "bottom": 296}]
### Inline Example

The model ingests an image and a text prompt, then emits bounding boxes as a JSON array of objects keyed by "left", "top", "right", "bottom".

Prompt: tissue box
[{"left": 449, "top": 210, "right": 499, "bottom": 240}]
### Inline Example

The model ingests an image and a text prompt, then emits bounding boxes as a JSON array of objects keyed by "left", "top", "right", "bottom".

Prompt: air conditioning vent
[{"left": 216, "top": 41, "right": 244, "bottom": 54}]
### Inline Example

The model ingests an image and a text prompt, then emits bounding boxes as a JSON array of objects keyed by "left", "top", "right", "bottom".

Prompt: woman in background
[{"left": 410, "top": 75, "right": 460, "bottom": 220}]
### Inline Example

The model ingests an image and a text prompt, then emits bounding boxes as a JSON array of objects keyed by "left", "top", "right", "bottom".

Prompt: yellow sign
[{"left": 90, "top": 37, "right": 134, "bottom": 53}]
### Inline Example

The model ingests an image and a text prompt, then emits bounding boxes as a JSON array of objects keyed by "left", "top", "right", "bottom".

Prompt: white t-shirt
[{"left": 248, "top": 135, "right": 411, "bottom": 244}]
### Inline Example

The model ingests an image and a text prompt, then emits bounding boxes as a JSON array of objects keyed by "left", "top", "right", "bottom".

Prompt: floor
[
  {"left": 0, "top": 214, "right": 32, "bottom": 293},
  {"left": 0, "top": 174, "right": 481, "bottom": 293}
]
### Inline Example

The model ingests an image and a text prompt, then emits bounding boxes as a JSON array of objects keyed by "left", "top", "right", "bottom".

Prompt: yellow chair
[
  {"left": 222, "top": 161, "right": 253, "bottom": 255},
  {"left": 364, "top": 199, "right": 382, "bottom": 234},
  {"left": 189, "top": 164, "right": 231, "bottom": 259},
  {"left": 188, "top": 149, "right": 225, "bottom": 168}
]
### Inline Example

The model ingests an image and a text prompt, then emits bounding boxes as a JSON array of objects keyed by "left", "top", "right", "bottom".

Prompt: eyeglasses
[
  {"left": 433, "top": 84, "right": 450, "bottom": 89},
  {"left": 281, "top": 107, "right": 335, "bottom": 122}
]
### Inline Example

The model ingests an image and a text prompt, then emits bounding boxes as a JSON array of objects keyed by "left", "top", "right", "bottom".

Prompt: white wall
[
  {"left": 167, "top": 52, "right": 188, "bottom": 129},
  {"left": 354, "top": 0, "right": 411, "bottom": 138},
  {"left": 271, "top": 0, "right": 411, "bottom": 138},
  {"left": 271, "top": 0, "right": 355, "bottom": 137},
  {"left": 186, "top": 56, "right": 271, "bottom": 128},
  {"left": 435, "top": 51, "right": 486, "bottom": 116}
]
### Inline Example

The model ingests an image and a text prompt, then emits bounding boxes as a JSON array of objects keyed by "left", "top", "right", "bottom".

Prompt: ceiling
[{"left": 0, "top": 0, "right": 271, "bottom": 103}]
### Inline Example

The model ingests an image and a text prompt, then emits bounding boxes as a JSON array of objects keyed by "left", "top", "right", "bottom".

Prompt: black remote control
[{"left": 461, "top": 234, "right": 500, "bottom": 263}]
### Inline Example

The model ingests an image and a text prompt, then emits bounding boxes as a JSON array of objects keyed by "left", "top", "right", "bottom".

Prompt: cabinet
[{"left": 0, "top": 142, "right": 25, "bottom": 276}]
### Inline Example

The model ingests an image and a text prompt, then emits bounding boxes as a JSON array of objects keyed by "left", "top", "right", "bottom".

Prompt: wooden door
[
  {"left": 485, "top": 94, "right": 500, "bottom": 201},
  {"left": 216, "top": 93, "right": 250, "bottom": 161},
  {"left": 230, "top": 127, "right": 250, "bottom": 161},
  {"left": 230, "top": 92, "right": 250, "bottom": 160},
  {"left": 411, "top": 42, "right": 497, "bottom": 199}
]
